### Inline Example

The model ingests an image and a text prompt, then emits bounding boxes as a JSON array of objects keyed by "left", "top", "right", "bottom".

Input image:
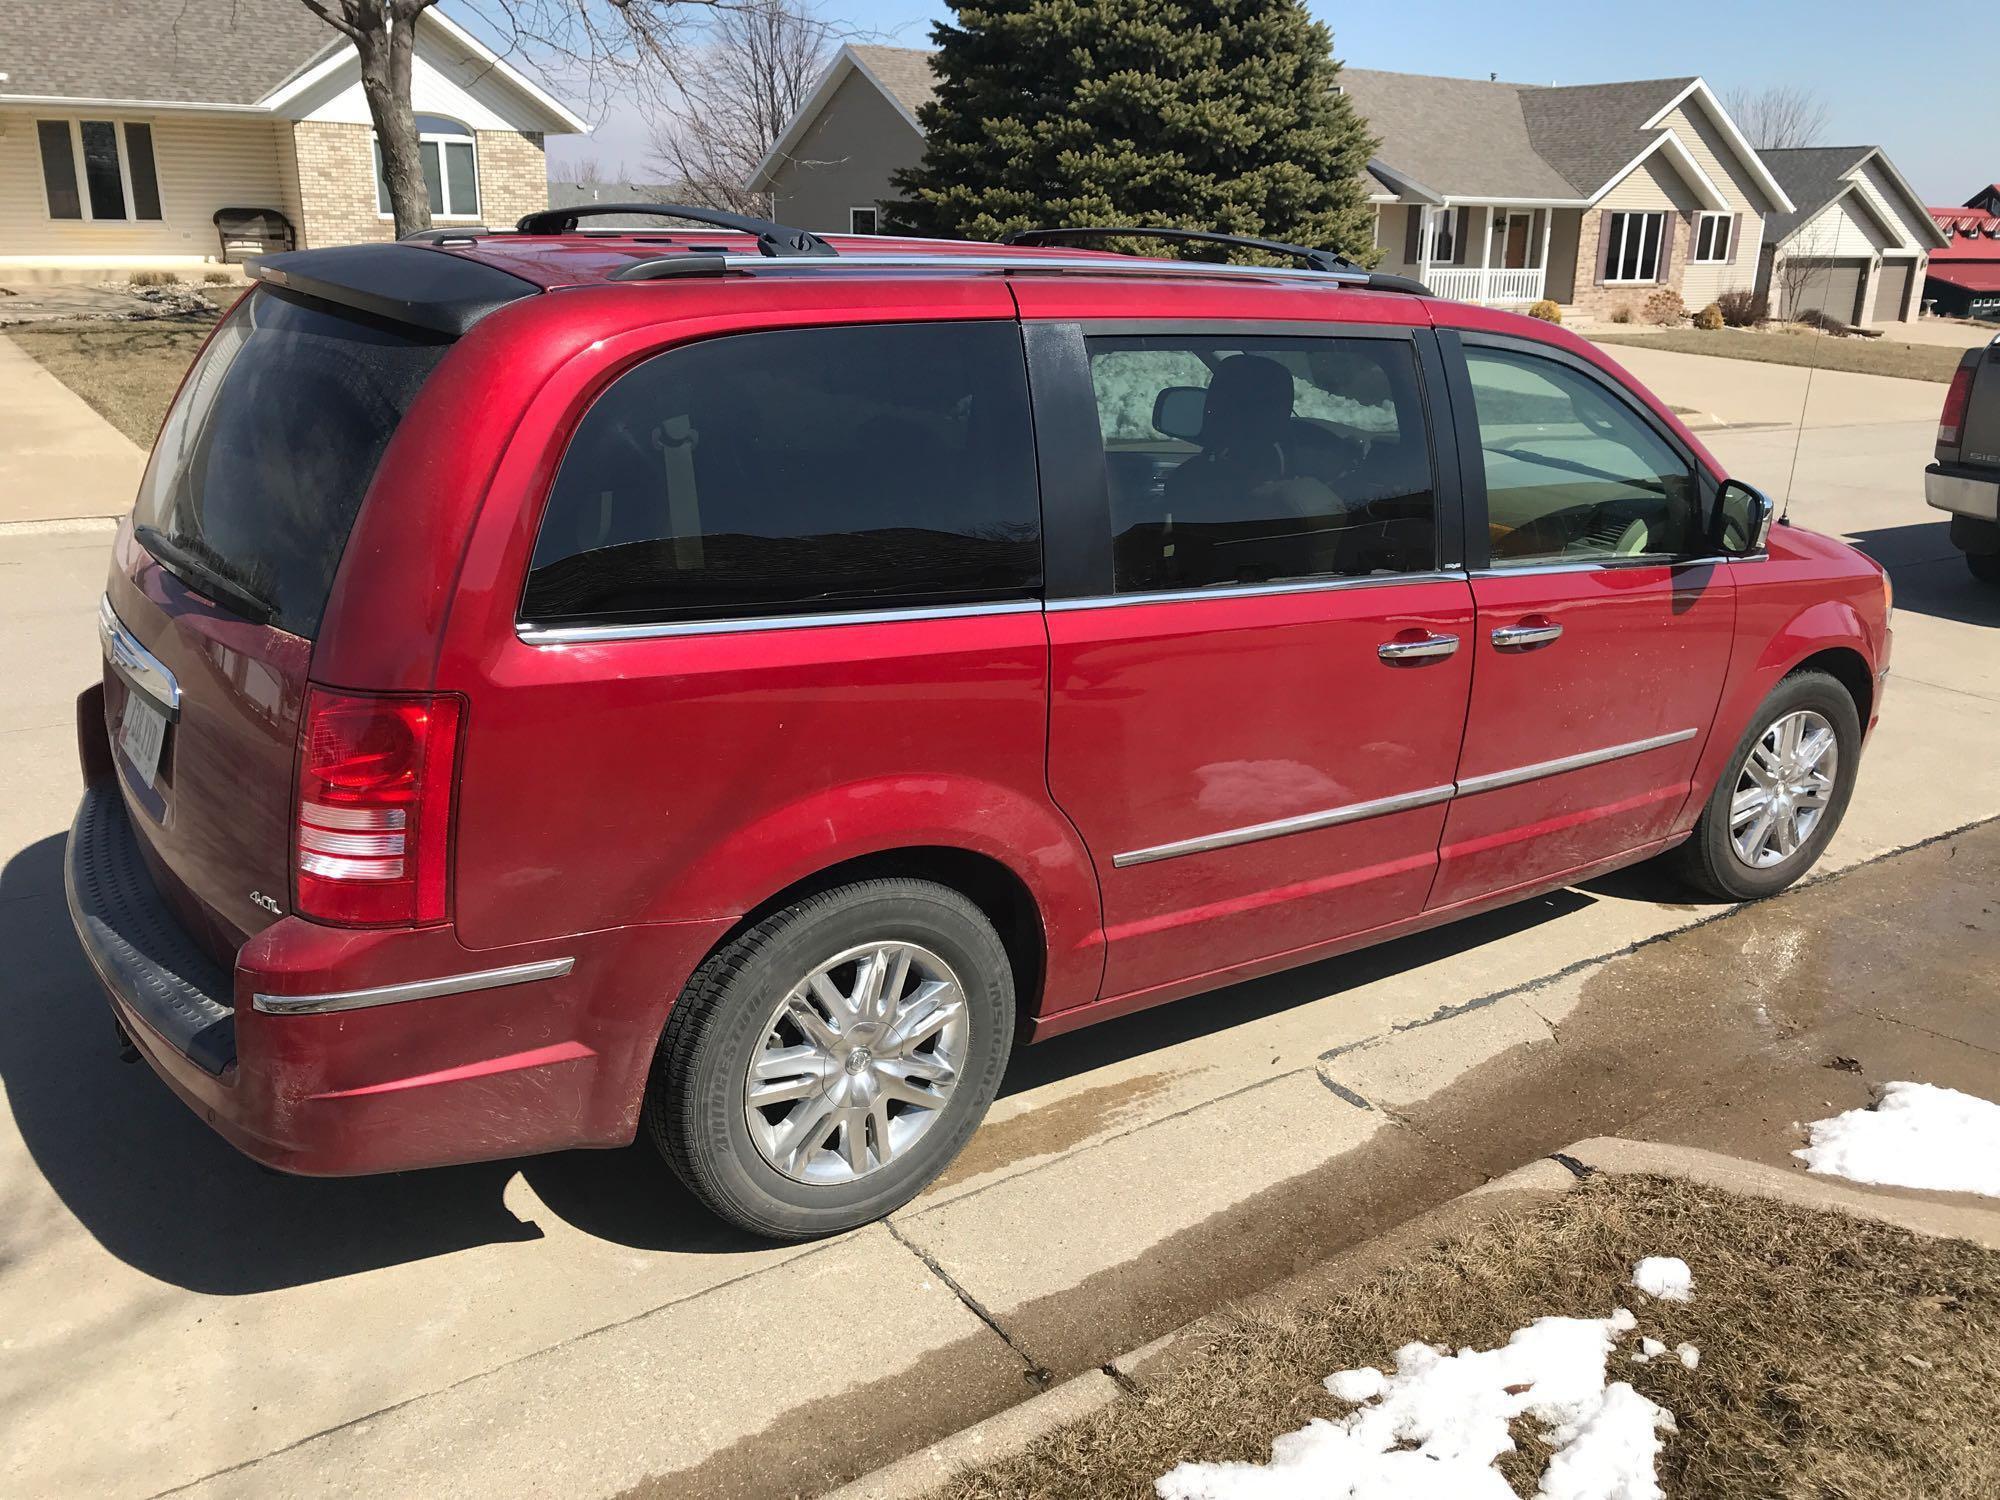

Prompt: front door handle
[
  {"left": 1378, "top": 633, "right": 1461, "bottom": 662},
  {"left": 1491, "top": 622, "right": 1564, "bottom": 649}
]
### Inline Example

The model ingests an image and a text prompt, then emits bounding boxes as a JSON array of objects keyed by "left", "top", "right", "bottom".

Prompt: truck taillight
[
  {"left": 295, "top": 687, "right": 462, "bottom": 927},
  {"left": 1939, "top": 364, "right": 1973, "bottom": 453}
]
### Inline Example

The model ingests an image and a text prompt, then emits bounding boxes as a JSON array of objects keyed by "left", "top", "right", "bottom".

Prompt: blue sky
[{"left": 492, "top": 0, "right": 1990, "bottom": 205}]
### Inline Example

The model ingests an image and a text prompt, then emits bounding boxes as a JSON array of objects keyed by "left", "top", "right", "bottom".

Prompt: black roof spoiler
[{"left": 247, "top": 242, "right": 538, "bottom": 336}]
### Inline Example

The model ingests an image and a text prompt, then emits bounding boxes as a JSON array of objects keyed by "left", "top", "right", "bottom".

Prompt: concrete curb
[
  {"left": 824, "top": 1140, "right": 2000, "bottom": 1498},
  {"left": 0, "top": 514, "right": 119, "bottom": 536}
]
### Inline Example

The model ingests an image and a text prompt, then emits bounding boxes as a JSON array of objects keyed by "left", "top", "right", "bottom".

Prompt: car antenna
[{"left": 1776, "top": 235, "right": 1845, "bottom": 525}]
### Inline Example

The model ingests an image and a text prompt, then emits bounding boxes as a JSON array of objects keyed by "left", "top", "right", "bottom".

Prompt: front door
[
  {"left": 1030, "top": 318, "right": 1475, "bottom": 1004},
  {"left": 1504, "top": 213, "right": 1532, "bottom": 270},
  {"left": 1430, "top": 333, "right": 1734, "bottom": 908}
]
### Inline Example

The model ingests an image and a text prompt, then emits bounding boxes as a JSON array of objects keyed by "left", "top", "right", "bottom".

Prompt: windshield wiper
[{"left": 134, "top": 525, "right": 275, "bottom": 625}]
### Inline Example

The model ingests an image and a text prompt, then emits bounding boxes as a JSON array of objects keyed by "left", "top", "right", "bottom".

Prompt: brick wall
[
  {"left": 286, "top": 122, "right": 547, "bottom": 247},
  {"left": 473, "top": 130, "right": 547, "bottom": 228},
  {"left": 1563, "top": 208, "right": 1694, "bottom": 323}
]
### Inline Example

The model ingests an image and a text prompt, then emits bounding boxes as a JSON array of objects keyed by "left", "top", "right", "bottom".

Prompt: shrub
[
  {"left": 203, "top": 271, "right": 233, "bottom": 286},
  {"left": 1608, "top": 304, "right": 1634, "bottom": 325},
  {"left": 1795, "top": 306, "right": 1849, "bottom": 335},
  {"left": 1694, "top": 302, "right": 1724, "bottom": 331},
  {"left": 1716, "top": 289, "right": 1767, "bottom": 327},
  {"left": 1644, "top": 288, "right": 1685, "bottom": 325},
  {"left": 1526, "top": 299, "right": 1561, "bottom": 324},
  {"left": 128, "top": 270, "right": 181, "bottom": 287}
]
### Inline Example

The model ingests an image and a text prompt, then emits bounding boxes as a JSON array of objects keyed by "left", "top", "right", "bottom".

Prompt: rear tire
[
  {"left": 1967, "top": 551, "right": 2000, "bottom": 585},
  {"left": 643, "top": 878, "right": 1014, "bottom": 1240},
  {"left": 1675, "top": 670, "right": 1860, "bottom": 901}
]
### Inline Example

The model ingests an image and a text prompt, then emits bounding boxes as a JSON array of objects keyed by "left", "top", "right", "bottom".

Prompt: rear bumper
[
  {"left": 1926, "top": 464, "right": 2000, "bottom": 522},
  {"left": 64, "top": 781, "right": 733, "bottom": 1175}
]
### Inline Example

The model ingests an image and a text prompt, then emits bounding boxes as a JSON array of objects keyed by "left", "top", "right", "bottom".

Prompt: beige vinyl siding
[
  {"left": 1650, "top": 102, "right": 1766, "bottom": 308},
  {"left": 0, "top": 109, "right": 291, "bottom": 260},
  {"left": 765, "top": 67, "right": 923, "bottom": 233},
  {"left": 1852, "top": 158, "right": 1932, "bottom": 251},
  {"left": 1598, "top": 153, "right": 1700, "bottom": 213},
  {"left": 1372, "top": 203, "right": 1419, "bottom": 277},
  {"left": 1790, "top": 195, "right": 1894, "bottom": 259}
]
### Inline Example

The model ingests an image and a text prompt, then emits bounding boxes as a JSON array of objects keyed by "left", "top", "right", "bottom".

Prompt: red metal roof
[
  {"left": 1929, "top": 207, "right": 2000, "bottom": 261},
  {"left": 1927, "top": 262, "right": 2000, "bottom": 293}
]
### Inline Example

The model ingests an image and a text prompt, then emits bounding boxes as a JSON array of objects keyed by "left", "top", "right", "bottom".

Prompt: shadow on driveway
[
  {"left": 4, "top": 823, "right": 1699, "bottom": 1295},
  {"left": 1846, "top": 520, "right": 2000, "bottom": 629}
]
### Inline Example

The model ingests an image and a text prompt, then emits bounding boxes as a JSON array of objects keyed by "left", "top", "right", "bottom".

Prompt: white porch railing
[{"left": 1425, "top": 266, "right": 1546, "bottom": 304}]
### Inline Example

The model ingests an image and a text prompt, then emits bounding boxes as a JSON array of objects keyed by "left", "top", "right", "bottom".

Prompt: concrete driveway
[{"left": 3, "top": 348, "right": 1997, "bottom": 1499}]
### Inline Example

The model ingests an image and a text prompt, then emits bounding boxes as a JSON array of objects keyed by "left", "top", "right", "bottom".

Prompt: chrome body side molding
[
  {"left": 253, "top": 957, "right": 576, "bottom": 1016},
  {"left": 1453, "top": 728, "right": 1699, "bottom": 796}
]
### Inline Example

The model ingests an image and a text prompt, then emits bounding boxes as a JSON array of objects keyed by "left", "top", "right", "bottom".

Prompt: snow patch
[
  {"left": 1155, "top": 1308, "right": 1676, "bottom": 1500},
  {"left": 1631, "top": 1257, "right": 1693, "bottom": 1303},
  {"left": 1795, "top": 1081, "right": 2000, "bottom": 1197}
]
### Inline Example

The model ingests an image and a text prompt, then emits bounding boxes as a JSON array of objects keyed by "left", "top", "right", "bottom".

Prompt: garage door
[
  {"left": 1790, "top": 260, "right": 1866, "bottom": 324},
  {"left": 1870, "top": 260, "right": 1914, "bottom": 323}
]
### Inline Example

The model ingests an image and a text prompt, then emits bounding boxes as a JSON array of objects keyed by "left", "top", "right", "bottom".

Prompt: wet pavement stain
[{"left": 924, "top": 1069, "right": 1187, "bottom": 1194}]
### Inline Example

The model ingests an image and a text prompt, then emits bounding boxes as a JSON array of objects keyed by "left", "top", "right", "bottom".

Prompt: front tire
[
  {"left": 1675, "top": 670, "right": 1860, "bottom": 901},
  {"left": 1967, "top": 550, "right": 2000, "bottom": 585},
  {"left": 643, "top": 878, "right": 1015, "bottom": 1240}
]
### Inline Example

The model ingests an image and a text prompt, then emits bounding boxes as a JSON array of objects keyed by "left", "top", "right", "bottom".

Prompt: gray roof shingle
[
  {"left": 1514, "top": 77, "right": 1695, "bottom": 196},
  {"left": 847, "top": 45, "right": 938, "bottom": 119},
  {"left": 1, "top": 0, "right": 338, "bottom": 106},
  {"left": 1756, "top": 146, "right": 1877, "bottom": 243}
]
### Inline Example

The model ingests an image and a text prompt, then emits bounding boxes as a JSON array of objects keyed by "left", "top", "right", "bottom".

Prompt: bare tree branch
[{"left": 1723, "top": 84, "right": 1831, "bottom": 151}]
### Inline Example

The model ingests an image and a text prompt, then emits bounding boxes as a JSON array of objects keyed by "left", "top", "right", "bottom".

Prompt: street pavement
[{"left": 2, "top": 344, "right": 1996, "bottom": 1498}]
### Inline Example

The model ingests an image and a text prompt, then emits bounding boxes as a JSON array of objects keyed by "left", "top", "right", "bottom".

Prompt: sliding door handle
[
  {"left": 1491, "top": 622, "right": 1564, "bottom": 649},
  {"left": 1378, "top": 633, "right": 1461, "bottom": 662}
]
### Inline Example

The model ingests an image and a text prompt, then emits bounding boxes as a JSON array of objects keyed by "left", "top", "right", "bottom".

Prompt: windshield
[{"left": 131, "top": 286, "right": 450, "bottom": 637}]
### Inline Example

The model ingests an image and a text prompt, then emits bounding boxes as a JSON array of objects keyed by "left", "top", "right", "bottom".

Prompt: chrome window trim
[
  {"left": 98, "top": 595, "right": 181, "bottom": 719},
  {"left": 1111, "top": 727, "right": 1700, "bottom": 867},
  {"left": 1454, "top": 728, "right": 1698, "bottom": 796},
  {"left": 1048, "top": 571, "right": 1465, "bottom": 613},
  {"left": 1466, "top": 557, "right": 1728, "bottom": 578},
  {"left": 252, "top": 957, "right": 575, "bottom": 1016},
  {"left": 517, "top": 599, "right": 1042, "bottom": 645},
  {"left": 1113, "top": 784, "right": 1457, "bottom": 868}
]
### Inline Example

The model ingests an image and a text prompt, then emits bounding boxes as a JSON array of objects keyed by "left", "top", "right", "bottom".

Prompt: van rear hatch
[{"left": 102, "top": 283, "right": 454, "bottom": 959}]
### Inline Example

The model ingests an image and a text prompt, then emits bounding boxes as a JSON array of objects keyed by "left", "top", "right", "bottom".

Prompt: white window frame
[
  {"left": 1424, "top": 205, "right": 1456, "bottom": 263},
  {"left": 1692, "top": 211, "right": 1732, "bottom": 264},
  {"left": 848, "top": 206, "right": 880, "bottom": 235},
  {"left": 37, "top": 117, "right": 163, "bottom": 225},
  {"left": 1602, "top": 210, "right": 1666, "bottom": 284},
  {"left": 375, "top": 116, "right": 480, "bottom": 222}
]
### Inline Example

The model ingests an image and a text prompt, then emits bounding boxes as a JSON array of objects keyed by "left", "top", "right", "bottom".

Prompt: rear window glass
[
  {"left": 132, "top": 287, "right": 449, "bottom": 637},
  {"left": 522, "top": 322, "right": 1042, "bottom": 627}
]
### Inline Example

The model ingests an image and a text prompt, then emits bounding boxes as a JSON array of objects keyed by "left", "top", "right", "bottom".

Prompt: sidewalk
[{"left": 0, "top": 335, "right": 143, "bottom": 525}]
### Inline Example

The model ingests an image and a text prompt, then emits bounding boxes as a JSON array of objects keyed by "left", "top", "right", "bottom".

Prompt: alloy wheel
[
  {"left": 744, "top": 941, "right": 969, "bottom": 1184},
  {"left": 1729, "top": 708, "right": 1838, "bottom": 869}
]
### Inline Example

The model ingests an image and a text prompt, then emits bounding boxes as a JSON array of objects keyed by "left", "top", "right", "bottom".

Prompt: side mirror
[
  {"left": 1152, "top": 385, "right": 1206, "bottom": 443},
  {"left": 1715, "top": 479, "right": 1774, "bottom": 556}
]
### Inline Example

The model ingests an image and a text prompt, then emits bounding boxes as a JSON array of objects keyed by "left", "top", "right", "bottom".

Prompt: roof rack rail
[
  {"left": 400, "top": 226, "right": 492, "bottom": 244},
  {"left": 513, "top": 203, "right": 835, "bottom": 259},
  {"left": 999, "top": 225, "right": 1429, "bottom": 295}
]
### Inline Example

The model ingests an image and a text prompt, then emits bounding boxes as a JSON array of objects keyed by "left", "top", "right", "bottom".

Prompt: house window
[
  {"left": 1693, "top": 212, "right": 1732, "bottom": 263},
  {"left": 36, "top": 119, "right": 163, "bottom": 222},
  {"left": 1602, "top": 210, "right": 1665, "bottom": 283},
  {"left": 1425, "top": 206, "right": 1456, "bottom": 263},
  {"left": 849, "top": 207, "right": 880, "bottom": 235},
  {"left": 375, "top": 114, "right": 478, "bottom": 218}
]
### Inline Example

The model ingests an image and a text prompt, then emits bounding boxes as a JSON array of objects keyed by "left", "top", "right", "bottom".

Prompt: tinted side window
[
  {"left": 1462, "top": 346, "right": 1701, "bottom": 567},
  {"left": 1084, "top": 334, "right": 1436, "bottom": 594},
  {"left": 524, "top": 323, "right": 1042, "bottom": 626}
]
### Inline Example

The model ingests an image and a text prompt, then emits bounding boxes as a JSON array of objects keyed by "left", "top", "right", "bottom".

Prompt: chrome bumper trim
[
  {"left": 1925, "top": 467, "right": 2000, "bottom": 522},
  {"left": 252, "top": 957, "right": 575, "bottom": 1016},
  {"left": 99, "top": 595, "right": 182, "bottom": 719}
]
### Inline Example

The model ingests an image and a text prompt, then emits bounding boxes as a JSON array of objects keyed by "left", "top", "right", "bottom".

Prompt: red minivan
[{"left": 68, "top": 211, "right": 1891, "bottom": 1238}]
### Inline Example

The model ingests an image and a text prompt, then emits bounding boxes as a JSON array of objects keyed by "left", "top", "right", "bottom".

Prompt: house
[
  {"left": 1752, "top": 148, "right": 1943, "bottom": 325},
  {"left": 1925, "top": 190, "right": 2000, "bottom": 322},
  {"left": 751, "top": 53, "right": 1804, "bottom": 322},
  {"left": 748, "top": 44, "right": 935, "bottom": 235},
  {"left": 1, "top": 0, "right": 584, "bottom": 278}
]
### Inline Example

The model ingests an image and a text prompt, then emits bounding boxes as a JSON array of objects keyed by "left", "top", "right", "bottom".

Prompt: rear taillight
[
  {"left": 294, "top": 687, "right": 463, "bottom": 927},
  {"left": 1939, "top": 363, "right": 1973, "bottom": 454}
]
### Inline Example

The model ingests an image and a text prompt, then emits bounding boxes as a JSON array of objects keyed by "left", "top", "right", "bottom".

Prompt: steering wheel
[{"left": 1612, "top": 517, "right": 1653, "bottom": 556}]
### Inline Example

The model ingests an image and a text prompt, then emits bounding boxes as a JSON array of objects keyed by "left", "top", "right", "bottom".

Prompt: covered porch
[{"left": 1373, "top": 200, "right": 1581, "bottom": 307}]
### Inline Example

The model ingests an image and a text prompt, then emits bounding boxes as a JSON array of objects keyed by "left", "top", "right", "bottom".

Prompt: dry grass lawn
[
  {"left": 926, "top": 1176, "right": 2000, "bottom": 1500},
  {"left": 7, "top": 314, "right": 224, "bottom": 446},
  {"left": 1592, "top": 327, "right": 1964, "bottom": 383}
]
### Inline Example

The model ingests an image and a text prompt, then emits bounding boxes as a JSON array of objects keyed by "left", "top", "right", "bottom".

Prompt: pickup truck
[{"left": 1928, "top": 331, "right": 2000, "bottom": 583}]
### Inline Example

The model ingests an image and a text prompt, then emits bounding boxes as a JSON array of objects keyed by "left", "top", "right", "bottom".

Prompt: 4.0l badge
[{"left": 249, "top": 891, "right": 283, "bottom": 916}]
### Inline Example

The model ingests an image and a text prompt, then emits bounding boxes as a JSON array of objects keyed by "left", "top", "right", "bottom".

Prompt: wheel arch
[{"left": 1788, "top": 644, "right": 1875, "bottom": 731}]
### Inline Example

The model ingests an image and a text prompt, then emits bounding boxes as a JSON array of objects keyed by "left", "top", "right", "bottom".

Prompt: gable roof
[
  {"left": 0, "top": 0, "right": 333, "bottom": 106},
  {"left": 1340, "top": 70, "right": 1578, "bottom": 201},
  {"left": 847, "top": 44, "right": 938, "bottom": 120},
  {"left": 1760, "top": 146, "right": 1948, "bottom": 250},
  {"left": 749, "top": 44, "right": 935, "bottom": 194},
  {"left": 1514, "top": 77, "right": 1694, "bottom": 197},
  {"left": 0, "top": 0, "right": 584, "bottom": 131}
]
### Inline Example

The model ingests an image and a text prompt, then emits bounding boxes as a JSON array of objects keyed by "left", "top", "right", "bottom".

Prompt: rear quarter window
[
  {"left": 133, "top": 287, "right": 450, "bottom": 638},
  {"left": 522, "top": 321, "right": 1043, "bottom": 627}
]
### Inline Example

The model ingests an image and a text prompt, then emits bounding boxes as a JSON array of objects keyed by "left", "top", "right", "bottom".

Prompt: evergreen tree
[{"left": 890, "top": 0, "right": 1379, "bottom": 263}]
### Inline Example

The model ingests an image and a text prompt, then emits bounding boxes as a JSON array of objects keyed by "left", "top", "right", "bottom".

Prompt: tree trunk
[{"left": 357, "top": 3, "right": 431, "bottom": 237}]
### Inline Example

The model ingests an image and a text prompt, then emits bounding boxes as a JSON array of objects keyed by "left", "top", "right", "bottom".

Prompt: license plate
[{"left": 118, "top": 693, "right": 168, "bottom": 790}]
